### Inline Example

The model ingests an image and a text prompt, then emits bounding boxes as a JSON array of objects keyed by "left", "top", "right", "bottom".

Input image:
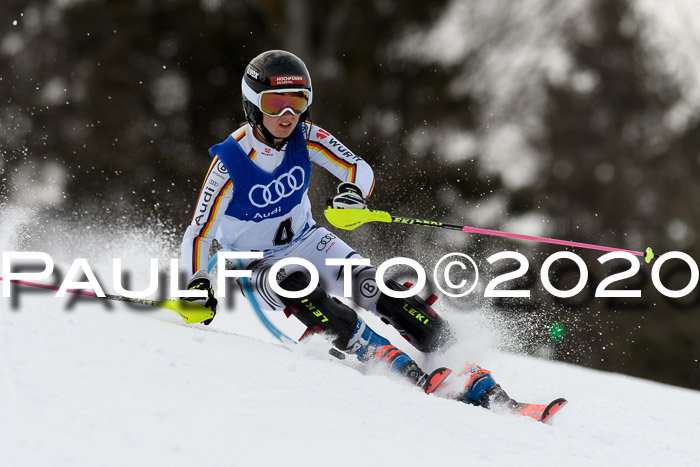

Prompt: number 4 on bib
[{"left": 274, "top": 218, "right": 294, "bottom": 245}]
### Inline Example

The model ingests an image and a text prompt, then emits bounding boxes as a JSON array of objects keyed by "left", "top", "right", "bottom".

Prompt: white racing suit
[{"left": 180, "top": 121, "right": 381, "bottom": 312}]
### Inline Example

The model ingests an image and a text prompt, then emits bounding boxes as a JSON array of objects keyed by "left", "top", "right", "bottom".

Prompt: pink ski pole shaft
[{"left": 389, "top": 215, "right": 655, "bottom": 262}]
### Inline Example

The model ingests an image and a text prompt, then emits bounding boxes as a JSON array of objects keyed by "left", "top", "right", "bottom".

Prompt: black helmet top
[{"left": 241, "top": 50, "right": 313, "bottom": 127}]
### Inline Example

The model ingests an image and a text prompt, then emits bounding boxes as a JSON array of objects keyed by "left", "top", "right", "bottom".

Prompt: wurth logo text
[{"left": 327, "top": 138, "right": 361, "bottom": 162}]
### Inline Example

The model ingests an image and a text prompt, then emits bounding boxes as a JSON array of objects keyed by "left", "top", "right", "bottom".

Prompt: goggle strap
[{"left": 241, "top": 79, "right": 262, "bottom": 107}]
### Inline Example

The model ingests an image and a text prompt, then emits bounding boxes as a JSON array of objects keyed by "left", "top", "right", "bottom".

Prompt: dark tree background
[{"left": 2, "top": 0, "right": 699, "bottom": 389}]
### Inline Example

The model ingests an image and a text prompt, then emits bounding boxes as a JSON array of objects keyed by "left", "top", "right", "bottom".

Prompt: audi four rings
[{"left": 248, "top": 167, "right": 306, "bottom": 208}]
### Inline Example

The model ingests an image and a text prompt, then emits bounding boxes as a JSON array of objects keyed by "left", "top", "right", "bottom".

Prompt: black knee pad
[
  {"left": 278, "top": 270, "right": 358, "bottom": 349},
  {"left": 375, "top": 279, "right": 453, "bottom": 353}
]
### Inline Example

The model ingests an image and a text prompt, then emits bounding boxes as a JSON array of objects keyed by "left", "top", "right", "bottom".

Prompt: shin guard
[
  {"left": 278, "top": 270, "right": 358, "bottom": 349},
  {"left": 375, "top": 279, "right": 453, "bottom": 353}
]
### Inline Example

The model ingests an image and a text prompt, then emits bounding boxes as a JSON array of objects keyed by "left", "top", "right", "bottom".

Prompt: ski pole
[
  {"left": 0, "top": 277, "right": 215, "bottom": 324},
  {"left": 324, "top": 208, "right": 655, "bottom": 263},
  {"left": 206, "top": 252, "right": 296, "bottom": 345}
]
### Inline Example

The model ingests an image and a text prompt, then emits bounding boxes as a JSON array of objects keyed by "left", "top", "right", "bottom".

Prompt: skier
[{"left": 180, "top": 50, "right": 515, "bottom": 408}]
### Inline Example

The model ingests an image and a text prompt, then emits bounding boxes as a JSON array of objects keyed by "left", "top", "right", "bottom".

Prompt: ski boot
[
  {"left": 446, "top": 364, "right": 517, "bottom": 410},
  {"left": 346, "top": 317, "right": 452, "bottom": 394},
  {"left": 437, "top": 364, "right": 569, "bottom": 422}
]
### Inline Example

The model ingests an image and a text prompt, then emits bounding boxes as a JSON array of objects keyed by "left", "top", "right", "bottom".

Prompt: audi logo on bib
[{"left": 248, "top": 166, "right": 306, "bottom": 208}]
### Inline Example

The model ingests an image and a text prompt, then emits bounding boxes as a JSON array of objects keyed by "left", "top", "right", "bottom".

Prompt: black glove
[
  {"left": 328, "top": 182, "right": 367, "bottom": 209},
  {"left": 185, "top": 270, "right": 218, "bottom": 325}
]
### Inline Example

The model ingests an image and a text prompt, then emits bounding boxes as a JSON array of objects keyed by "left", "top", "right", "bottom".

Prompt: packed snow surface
[{"left": 2, "top": 287, "right": 700, "bottom": 467}]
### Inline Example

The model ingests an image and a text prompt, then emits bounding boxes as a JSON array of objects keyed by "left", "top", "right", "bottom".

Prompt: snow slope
[
  {"left": 1, "top": 209, "right": 699, "bottom": 467},
  {"left": 2, "top": 284, "right": 700, "bottom": 467}
]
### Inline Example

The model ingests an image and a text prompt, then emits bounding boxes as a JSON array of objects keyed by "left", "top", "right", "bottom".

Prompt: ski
[
  {"left": 422, "top": 367, "right": 453, "bottom": 395},
  {"left": 509, "top": 398, "right": 568, "bottom": 423},
  {"left": 421, "top": 364, "right": 568, "bottom": 423}
]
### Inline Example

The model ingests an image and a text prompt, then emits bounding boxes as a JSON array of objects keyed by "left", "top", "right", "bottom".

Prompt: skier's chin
[{"left": 275, "top": 122, "right": 295, "bottom": 138}]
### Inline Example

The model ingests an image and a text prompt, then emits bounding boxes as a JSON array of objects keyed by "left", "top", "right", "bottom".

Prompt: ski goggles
[
  {"left": 259, "top": 90, "right": 310, "bottom": 117},
  {"left": 242, "top": 78, "right": 312, "bottom": 117}
]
